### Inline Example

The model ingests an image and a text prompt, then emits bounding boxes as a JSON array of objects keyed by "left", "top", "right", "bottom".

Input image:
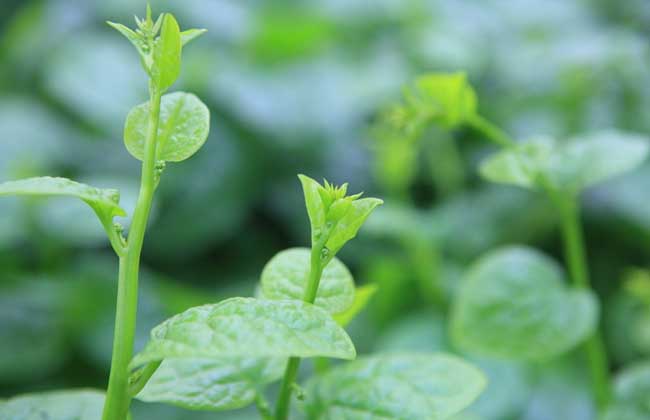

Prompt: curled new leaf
[
  {"left": 124, "top": 92, "right": 210, "bottom": 162},
  {"left": 305, "top": 353, "right": 486, "bottom": 420},
  {"left": 130, "top": 297, "right": 356, "bottom": 369},
  {"left": 0, "top": 177, "right": 126, "bottom": 222},
  {"left": 260, "top": 248, "right": 355, "bottom": 314},
  {"left": 0, "top": 389, "right": 105, "bottom": 420},
  {"left": 298, "top": 174, "right": 382, "bottom": 255},
  {"left": 152, "top": 14, "right": 181, "bottom": 92},
  {"left": 451, "top": 246, "right": 598, "bottom": 360},
  {"left": 136, "top": 357, "right": 285, "bottom": 411},
  {"left": 480, "top": 130, "right": 650, "bottom": 194}
]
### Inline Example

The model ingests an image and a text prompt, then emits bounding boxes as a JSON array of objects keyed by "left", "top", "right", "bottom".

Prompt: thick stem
[
  {"left": 275, "top": 238, "right": 327, "bottom": 420},
  {"left": 557, "top": 195, "right": 611, "bottom": 409},
  {"left": 467, "top": 114, "right": 515, "bottom": 148},
  {"left": 102, "top": 87, "right": 162, "bottom": 420}
]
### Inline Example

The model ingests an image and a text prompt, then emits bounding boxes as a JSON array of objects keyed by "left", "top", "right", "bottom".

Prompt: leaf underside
[{"left": 0, "top": 389, "right": 105, "bottom": 420}]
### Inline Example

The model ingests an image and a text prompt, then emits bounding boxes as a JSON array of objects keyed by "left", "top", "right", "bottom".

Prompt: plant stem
[
  {"left": 467, "top": 114, "right": 515, "bottom": 148},
  {"left": 102, "top": 86, "right": 162, "bottom": 420},
  {"left": 275, "top": 236, "right": 327, "bottom": 420},
  {"left": 556, "top": 194, "right": 611, "bottom": 409}
]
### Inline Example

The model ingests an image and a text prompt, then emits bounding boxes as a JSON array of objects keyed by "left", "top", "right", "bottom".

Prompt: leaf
[
  {"left": 299, "top": 174, "right": 326, "bottom": 235},
  {"left": 603, "top": 361, "right": 650, "bottom": 420},
  {"left": 0, "top": 177, "right": 126, "bottom": 222},
  {"left": 0, "top": 389, "right": 105, "bottom": 420},
  {"left": 451, "top": 246, "right": 598, "bottom": 360},
  {"left": 136, "top": 357, "right": 285, "bottom": 411},
  {"left": 124, "top": 91, "right": 210, "bottom": 162},
  {"left": 107, "top": 21, "right": 144, "bottom": 54},
  {"left": 181, "top": 29, "right": 207, "bottom": 46},
  {"left": 333, "top": 284, "right": 378, "bottom": 326},
  {"left": 130, "top": 297, "right": 355, "bottom": 369},
  {"left": 152, "top": 14, "right": 181, "bottom": 92},
  {"left": 480, "top": 131, "right": 650, "bottom": 193},
  {"left": 326, "top": 197, "right": 384, "bottom": 255},
  {"left": 260, "top": 248, "right": 355, "bottom": 314},
  {"left": 305, "top": 353, "right": 486, "bottom": 420}
]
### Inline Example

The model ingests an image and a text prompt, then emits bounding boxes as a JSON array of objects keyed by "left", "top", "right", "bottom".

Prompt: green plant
[{"left": 0, "top": 10, "right": 488, "bottom": 420}]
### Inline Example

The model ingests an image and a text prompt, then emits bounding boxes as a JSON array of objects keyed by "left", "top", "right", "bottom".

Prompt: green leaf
[
  {"left": 305, "top": 353, "right": 486, "bottom": 420},
  {"left": 107, "top": 21, "right": 144, "bottom": 54},
  {"left": 260, "top": 247, "right": 355, "bottom": 314},
  {"left": 333, "top": 284, "right": 378, "bottom": 326},
  {"left": 181, "top": 29, "right": 207, "bottom": 46},
  {"left": 299, "top": 174, "right": 326, "bottom": 235},
  {"left": 136, "top": 357, "right": 285, "bottom": 411},
  {"left": 152, "top": 14, "right": 181, "bottom": 92},
  {"left": 124, "top": 91, "right": 210, "bottom": 162},
  {"left": 0, "top": 389, "right": 105, "bottom": 420},
  {"left": 326, "top": 197, "right": 384, "bottom": 254},
  {"left": 451, "top": 246, "right": 598, "bottom": 360},
  {"left": 480, "top": 131, "right": 650, "bottom": 193},
  {"left": 603, "top": 361, "right": 650, "bottom": 420},
  {"left": 130, "top": 297, "right": 355, "bottom": 369},
  {"left": 0, "top": 176, "right": 126, "bottom": 222}
]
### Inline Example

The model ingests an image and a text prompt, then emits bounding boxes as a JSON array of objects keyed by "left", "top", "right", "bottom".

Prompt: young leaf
[
  {"left": 333, "top": 284, "right": 378, "bottom": 326},
  {"left": 0, "top": 389, "right": 105, "bottom": 420},
  {"left": 124, "top": 92, "right": 210, "bottom": 162},
  {"left": 298, "top": 174, "right": 383, "bottom": 254},
  {"left": 602, "top": 361, "right": 650, "bottom": 420},
  {"left": 151, "top": 13, "right": 181, "bottom": 92},
  {"left": 0, "top": 177, "right": 126, "bottom": 221},
  {"left": 107, "top": 22, "right": 143, "bottom": 54},
  {"left": 451, "top": 246, "right": 598, "bottom": 360},
  {"left": 480, "top": 130, "right": 650, "bottom": 194},
  {"left": 130, "top": 297, "right": 356, "bottom": 369},
  {"left": 305, "top": 353, "right": 486, "bottom": 420},
  {"left": 260, "top": 247, "right": 355, "bottom": 314},
  {"left": 136, "top": 357, "right": 285, "bottom": 411},
  {"left": 181, "top": 28, "right": 207, "bottom": 46}
]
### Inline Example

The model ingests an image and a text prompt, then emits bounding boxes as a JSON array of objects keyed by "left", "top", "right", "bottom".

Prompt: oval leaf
[
  {"left": 0, "top": 389, "right": 104, "bottom": 420},
  {"left": 0, "top": 176, "right": 126, "bottom": 220},
  {"left": 451, "top": 246, "right": 598, "bottom": 360},
  {"left": 124, "top": 91, "right": 210, "bottom": 162},
  {"left": 305, "top": 353, "right": 486, "bottom": 420},
  {"left": 333, "top": 284, "right": 378, "bottom": 326},
  {"left": 130, "top": 297, "right": 356, "bottom": 369},
  {"left": 152, "top": 13, "right": 181, "bottom": 92},
  {"left": 260, "top": 248, "right": 355, "bottom": 314},
  {"left": 136, "top": 357, "right": 285, "bottom": 411},
  {"left": 480, "top": 131, "right": 650, "bottom": 193},
  {"left": 603, "top": 361, "right": 650, "bottom": 420}
]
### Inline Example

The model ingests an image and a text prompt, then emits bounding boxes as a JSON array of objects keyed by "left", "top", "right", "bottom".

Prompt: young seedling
[{"left": 0, "top": 6, "right": 210, "bottom": 419}]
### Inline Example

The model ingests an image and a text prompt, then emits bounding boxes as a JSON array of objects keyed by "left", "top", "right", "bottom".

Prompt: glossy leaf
[
  {"left": 305, "top": 353, "right": 486, "bottom": 420},
  {"left": 451, "top": 246, "right": 598, "bottom": 360},
  {"left": 298, "top": 174, "right": 382, "bottom": 254},
  {"left": 136, "top": 357, "right": 284, "bottom": 411},
  {"left": 124, "top": 91, "right": 210, "bottom": 162},
  {"left": 181, "top": 29, "right": 207, "bottom": 46},
  {"left": 260, "top": 247, "right": 355, "bottom": 314},
  {"left": 603, "top": 362, "right": 650, "bottom": 420},
  {"left": 0, "top": 176, "right": 126, "bottom": 221},
  {"left": 130, "top": 297, "right": 355, "bottom": 369},
  {"left": 480, "top": 131, "right": 650, "bottom": 193},
  {"left": 0, "top": 389, "right": 105, "bottom": 420},
  {"left": 152, "top": 14, "right": 182, "bottom": 92},
  {"left": 333, "top": 284, "right": 378, "bottom": 326}
]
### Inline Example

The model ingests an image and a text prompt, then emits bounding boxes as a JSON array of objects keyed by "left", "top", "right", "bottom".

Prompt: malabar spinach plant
[
  {"left": 0, "top": 11, "right": 487, "bottom": 420},
  {"left": 0, "top": 5, "right": 210, "bottom": 420}
]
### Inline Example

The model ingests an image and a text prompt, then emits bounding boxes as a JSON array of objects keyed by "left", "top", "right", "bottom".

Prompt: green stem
[
  {"left": 556, "top": 194, "right": 611, "bottom": 409},
  {"left": 467, "top": 114, "right": 515, "bottom": 148},
  {"left": 275, "top": 236, "right": 327, "bottom": 420},
  {"left": 102, "top": 86, "right": 162, "bottom": 420}
]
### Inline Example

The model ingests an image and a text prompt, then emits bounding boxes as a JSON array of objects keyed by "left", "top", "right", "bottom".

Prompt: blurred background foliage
[{"left": 1, "top": 0, "right": 650, "bottom": 419}]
